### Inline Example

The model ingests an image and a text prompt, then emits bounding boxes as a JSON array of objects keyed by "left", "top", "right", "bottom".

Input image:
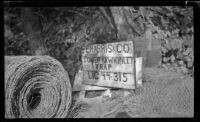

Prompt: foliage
[
  {"left": 4, "top": 6, "right": 194, "bottom": 118},
  {"left": 124, "top": 6, "right": 193, "bottom": 75},
  {"left": 4, "top": 6, "right": 194, "bottom": 82},
  {"left": 4, "top": 7, "right": 117, "bottom": 83},
  {"left": 146, "top": 6, "right": 194, "bottom": 75}
]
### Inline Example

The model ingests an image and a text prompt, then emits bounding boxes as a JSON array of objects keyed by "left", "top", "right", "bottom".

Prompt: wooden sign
[
  {"left": 72, "top": 70, "right": 109, "bottom": 91},
  {"left": 82, "top": 41, "right": 142, "bottom": 89}
]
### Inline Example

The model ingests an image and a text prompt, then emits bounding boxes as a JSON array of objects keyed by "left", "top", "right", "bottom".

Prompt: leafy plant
[{"left": 4, "top": 6, "right": 193, "bottom": 82}]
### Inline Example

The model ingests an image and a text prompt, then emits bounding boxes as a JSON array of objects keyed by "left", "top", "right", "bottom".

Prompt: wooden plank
[
  {"left": 146, "top": 50, "right": 161, "bottom": 67},
  {"left": 82, "top": 41, "right": 143, "bottom": 89},
  {"left": 72, "top": 70, "right": 109, "bottom": 91}
]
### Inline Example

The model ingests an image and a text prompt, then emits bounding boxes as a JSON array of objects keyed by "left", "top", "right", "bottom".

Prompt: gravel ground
[{"left": 70, "top": 67, "right": 194, "bottom": 118}]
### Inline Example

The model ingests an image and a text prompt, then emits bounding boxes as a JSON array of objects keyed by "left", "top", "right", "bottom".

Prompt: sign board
[
  {"left": 82, "top": 41, "right": 142, "bottom": 89},
  {"left": 73, "top": 57, "right": 142, "bottom": 91}
]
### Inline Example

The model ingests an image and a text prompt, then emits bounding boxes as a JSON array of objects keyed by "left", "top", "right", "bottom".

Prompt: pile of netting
[
  {"left": 68, "top": 68, "right": 193, "bottom": 118},
  {"left": 5, "top": 56, "right": 72, "bottom": 118}
]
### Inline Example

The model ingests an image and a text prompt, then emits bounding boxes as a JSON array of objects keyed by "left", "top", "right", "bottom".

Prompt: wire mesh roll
[{"left": 5, "top": 56, "right": 72, "bottom": 118}]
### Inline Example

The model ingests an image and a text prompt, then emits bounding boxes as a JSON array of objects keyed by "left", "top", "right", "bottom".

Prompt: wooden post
[
  {"left": 122, "top": 9, "right": 137, "bottom": 89},
  {"left": 132, "top": 39, "right": 137, "bottom": 89}
]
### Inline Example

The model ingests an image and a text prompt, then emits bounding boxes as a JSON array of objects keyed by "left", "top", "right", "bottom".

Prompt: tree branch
[{"left": 99, "top": 7, "right": 118, "bottom": 39}]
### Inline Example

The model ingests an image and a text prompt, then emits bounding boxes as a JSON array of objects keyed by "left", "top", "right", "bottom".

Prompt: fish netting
[{"left": 5, "top": 56, "right": 72, "bottom": 118}]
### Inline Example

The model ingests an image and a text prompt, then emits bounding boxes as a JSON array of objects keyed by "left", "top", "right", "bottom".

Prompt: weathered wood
[
  {"left": 82, "top": 41, "right": 142, "bottom": 89},
  {"left": 146, "top": 50, "right": 161, "bottom": 67},
  {"left": 73, "top": 70, "right": 108, "bottom": 91}
]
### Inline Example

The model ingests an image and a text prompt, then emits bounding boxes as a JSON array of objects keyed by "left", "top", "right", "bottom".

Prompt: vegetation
[
  {"left": 4, "top": 6, "right": 194, "bottom": 118},
  {"left": 4, "top": 6, "right": 194, "bottom": 84}
]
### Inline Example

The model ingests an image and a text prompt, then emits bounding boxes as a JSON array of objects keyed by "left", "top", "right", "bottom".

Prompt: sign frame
[{"left": 81, "top": 41, "right": 142, "bottom": 89}]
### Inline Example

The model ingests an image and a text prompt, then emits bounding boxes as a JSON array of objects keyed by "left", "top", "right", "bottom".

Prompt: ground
[{"left": 71, "top": 67, "right": 194, "bottom": 118}]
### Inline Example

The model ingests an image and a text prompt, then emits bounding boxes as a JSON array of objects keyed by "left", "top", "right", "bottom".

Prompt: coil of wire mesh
[{"left": 5, "top": 56, "right": 72, "bottom": 118}]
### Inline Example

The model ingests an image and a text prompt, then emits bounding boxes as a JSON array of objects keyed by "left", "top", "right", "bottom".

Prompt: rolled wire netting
[{"left": 5, "top": 56, "right": 72, "bottom": 118}]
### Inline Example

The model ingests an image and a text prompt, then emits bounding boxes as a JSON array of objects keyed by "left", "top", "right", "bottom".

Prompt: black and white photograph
[{"left": 3, "top": 1, "right": 196, "bottom": 118}]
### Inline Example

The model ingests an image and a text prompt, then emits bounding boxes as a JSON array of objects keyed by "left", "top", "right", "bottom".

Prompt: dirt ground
[{"left": 71, "top": 67, "right": 194, "bottom": 118}]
